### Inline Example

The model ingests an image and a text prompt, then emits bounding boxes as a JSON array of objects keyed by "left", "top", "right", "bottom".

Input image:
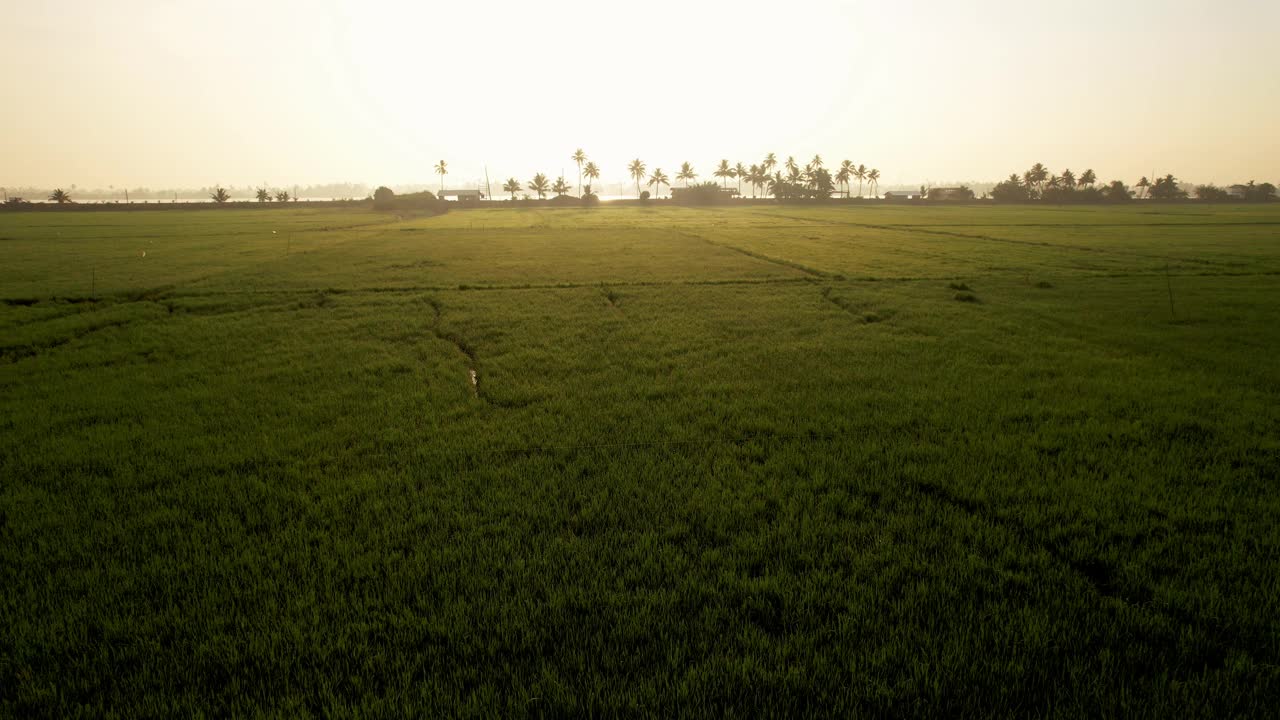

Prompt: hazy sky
[{"left": 4, "top": 0, "right": 1277, "bottom": 189}]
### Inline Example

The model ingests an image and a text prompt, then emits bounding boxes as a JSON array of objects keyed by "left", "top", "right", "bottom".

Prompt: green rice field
[{"left": 2, "top": 203, "right": 1278, "bottom": 716}]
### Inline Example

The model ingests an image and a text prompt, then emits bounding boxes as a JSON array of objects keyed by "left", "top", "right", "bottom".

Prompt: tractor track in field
[
  {"left": 677, "top": 229, "right": 835, "bottom": 278},
  {"left": 749, "top": 210, "right": 1243, "bottom": 268},
  {"left": 904, "top": 477, "right": 1272, "bottom": 672}
]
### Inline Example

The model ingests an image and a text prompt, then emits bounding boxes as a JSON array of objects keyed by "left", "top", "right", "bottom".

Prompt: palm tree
[
  {"left": 647, "top": 168, "right": 669, "bottom": 198},
  {"left": 572, "top": 148, "right": 587, "bottom": 195},
  {"left": 211, "top": 187, "right": 231, "bottom": 203},
  {"left": 1060, "top": 169, "right": 1076, "bottom": 188},
  {"left": 1028, "top": 163, "right": 1049, "bottom": 194},
  {"left": 763, "top": 153, "right": 777, "bottom": 174},
  {"left": 836, "top": 161, "right": 853, "bottom": 198},
  {"left": 502, "top": 178, "right": 521, "bottom": 201},
  {"left": 713, "top": 159, "right": 732, "bottom": 188},
  {"left": 627, "top": 159, "right": 646, "bottom": 198},
  {"left": 1079, "top": 169, "right": 1097, "bottom": 188},
  {"left": 1136, "top": 176, "right": 1150, "bottom": 199},
  {"left": 47, "top": 188, "right": 72, "bottom": 204},
  {"left": 552, "top": 176, "right": 572, "bottom": 196},
  {"left": 255, "top": 188, "right": 270, "bottom": 202},
  {"left": 854, "top": 164, "right": 868, "bottom": 197},
  {"left": 734, "top": 162, "right": 747, "bottom": 195},
  {"left": 867, "top": 169, "right": 880, "bottom": 198},
  {"left": 583, "top": 162, "right": 600, "bottom": 194},
  {"left": 677, "top": 162, "right": 696, "bottom": 187},
  {"left": 785, "top": 156, "right": 799, "bottom": 180},
  {"left": 810, "top": 155, "right": 824, "bottom": 171},
  {"left": 275, "top": 189, "right": 290, "bottom": 202},
  {"left": 434, "top": 160, "right": 448, "bottom": 193},
  {"left": 528, "top": 173, "right": 550, "bottom": 199}
]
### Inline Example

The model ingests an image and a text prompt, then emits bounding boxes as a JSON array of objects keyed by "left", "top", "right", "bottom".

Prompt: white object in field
[{"left": 141, "top": 251, "right": 146, "bottom": 257}]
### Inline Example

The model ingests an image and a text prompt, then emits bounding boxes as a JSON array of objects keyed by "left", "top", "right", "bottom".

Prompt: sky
[{"left": 3, "top": 0, "right": 1278, "bottom": 190}]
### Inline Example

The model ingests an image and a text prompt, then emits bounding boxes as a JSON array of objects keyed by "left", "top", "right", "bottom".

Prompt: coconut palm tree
[
  {"left": 528, "top": 173, "right": 550, "bottom": 199},
  {"left": 572, "top": 148, "right": 587, "bottom": 195},
  {"left": 552, "top": 176, "right": 571, "bottom": 196},
  {"left": 211, "top": 187, "right": 231, "bottom": 203},
  {"left": 583, "top": 162, "right": 600, "bottom": 194},
  {"left": 1079, "top": 169, "right": 1097, "bottom": 188},
  {"left": 627, "top": 159, "right": 646, "bottom": 198},
  {"left": 1136, "top": 176, "right": 1150, "bottom": 199},
  {"left": 785, "top": 156, "right": 799, "bottom": 180},
  {"left": 48, "top": 188, "right": 72, "bottom": 204},
  {"left": 1027, "top": 163, "right": 1049, "bottom": 194},
  {"left": 854, "top": 164, "right": 868, "bottom": 197},
  {"left": 836, "top": 161, "right": 853, "bottom": 198},
  {"left": 763, "top": 153, "right": 777, "bottom": 174},
  {"left": 275, "top": 189, "right": 290, "bottom": 202},
  {"left": 810, "top": 155, "right": 824, "bottom": 171},
  {"left": 734, "top": 162, "right": 747, "bottom": 195},
  {"left": 255, "top": 188, "right": 270, "bottom": 202},
  {"left": 503, "top": 178, "right": 521, "bottom": 201},
  {"left": 434, "top": 160, "right": 448, "bottom": 192},
  {"left": 713, "top": 159, "right": 732, "bottom": 188},
  {"left": 1060, "top": 169, "right": 1076, "bottom": 188},
  {"left": 677, "top": 162, "right": 696, "bottom": 187},
  {"left": 867, "top": 169, "right": 880, "bottom": 198},
  {"left": 648, "top": 168, "right": 669, "bottom": 198}
]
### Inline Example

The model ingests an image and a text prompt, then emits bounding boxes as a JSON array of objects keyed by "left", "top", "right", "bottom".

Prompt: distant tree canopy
[
  {"left": 1147, "top": 174, "right": 1187, "bottom": 200},
  {"left": 372, "top": 186, "right": 395, "bottom": 210},
  {"left": 991, "top": 165, "right": 1132, "bottom": 203},
  {"left": 210, "top": 187, "right": 231, "bottom": 203}
]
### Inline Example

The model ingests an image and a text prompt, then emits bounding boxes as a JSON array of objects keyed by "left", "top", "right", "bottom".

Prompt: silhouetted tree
[
  {"left": 552, "top": 176, "right": 571, "bottom": 196},
  {"left": 854, "top": 164, "right": 867, "bottom": 197},
  {"left": 211, "top": 187, "right": 231, "bottom": 203},
  {"left": 1061, "top": 169, "right": 1076, "bottom": 188},
  {"left": 991, "top": 175, "right": 1029, "bottom": 202},
  {"left": 1136, "top": 176, "right": 1150, "bottom": 199},
  {"left": 713, "top": 159, "right": 733, "bottom": 188},
  {"left": 572, "top": 149, "right": 587, "bottom": 195},
  {"left": 502, "top": 178, "right": 521, "bottom": 201},
  {"left": 48, "top": 188, "right": 72, "bottom": 204},
  {"left": 1196, "top": 185, "right": 1229, "bottom": 201},
  {"left": 647, "top": 168, "right": 669, "bottom": 198},
  {"left": 867, "top": 169, "right": 880, "bottom": 198},
  {"left": 628, "top": 159, "right": 646, "bottom": 198},
  {"left": 434, "top": 160, "right": 448, "bottom": 192},
  {"left": 255, "top": 188, "right": 270, "bottom": 203},
  {"left": 527, "top": 173, "right": 550, "bottom": 199},
  {"left": 1079, "top": 169, "right": 1097, "bottom": 188},
  {"left": 1148, "top": 174, "right": 1186, "bottom": 200},
  {"left": 1102, "top": 180, "right": 1132, "bottom": 202},
  {"left": 836, "top": 161, "right": 853, "bottom": 198},
  {"left": 734, "top": 162, "right": 747, "bottom": 195},
  {"left": 275, "top": 190, "right": 290, "bottom": 203},
  {"left": 583, "top": 162, "right": 600, "bottom": 194},
  {"left": 785, "top": 156, "right": 799, "bottom": 180},
  {"left": 677, "top": 162, "right": 696, "bottom": 187}
]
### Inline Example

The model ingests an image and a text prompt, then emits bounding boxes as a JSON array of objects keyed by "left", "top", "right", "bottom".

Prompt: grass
[{"left": 2, "top": 203, "right": 1279, "bottom": 717}]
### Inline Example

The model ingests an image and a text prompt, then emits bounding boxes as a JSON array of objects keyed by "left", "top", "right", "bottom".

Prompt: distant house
[
  {"left": 438, "top": 189, "right": 485, "bottom": 202},
  {"left": 882, "top": 190, "right": 922, "bottom": 200},
  {"left": 926, "top": 187, "right": 973, "bottom": 201},
  {"left": 670, "top": 186, "right": 738, "bottom": 200},
  {"left": 1226, "top": 185, "right": 1250, "bottom": 200}
]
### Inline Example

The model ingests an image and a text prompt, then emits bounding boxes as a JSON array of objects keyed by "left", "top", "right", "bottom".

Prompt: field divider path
[
  {"left": 749, "top": 210, "right": 1238, "bottom": 269},
  {"left": 676, "top": 228, "right": 835, "bottom": 279}
]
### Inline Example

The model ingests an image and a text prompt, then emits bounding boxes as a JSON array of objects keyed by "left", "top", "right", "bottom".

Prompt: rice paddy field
[{"left": 2, "top": 203, "right": 1278, "bottom": 717}]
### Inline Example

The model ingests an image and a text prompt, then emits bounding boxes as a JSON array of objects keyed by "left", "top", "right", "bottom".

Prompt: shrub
[
  {"left": 372, "top": 186, "right": 396, "bottom": 210},
  {"left": 673, "top": 182, "right": 732, "bottom": 206},
  {"left": 639, "top": 190, "right": 651, "bottom": 201},
  {"left": 581, "top": 192, "right": 600, "bottom": 208}
]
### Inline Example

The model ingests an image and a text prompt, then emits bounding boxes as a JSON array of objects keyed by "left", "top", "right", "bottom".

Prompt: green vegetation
[{"left": 2, "top": 204, "right": 1279, "bottom": 716}]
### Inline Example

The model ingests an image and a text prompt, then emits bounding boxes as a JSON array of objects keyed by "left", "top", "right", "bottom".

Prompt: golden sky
[{"left": 4, "top": 0, "right": 1277, "bottom": 189}]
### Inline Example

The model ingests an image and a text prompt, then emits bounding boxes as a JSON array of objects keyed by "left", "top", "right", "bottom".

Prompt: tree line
[{"left": 989, "top": 164, "right": 1276, "bottom": 203}]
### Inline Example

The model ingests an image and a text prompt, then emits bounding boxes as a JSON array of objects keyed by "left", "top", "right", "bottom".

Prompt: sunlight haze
[{"left": 4, "top": 0, "right": 1277, "bottom": 189}]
